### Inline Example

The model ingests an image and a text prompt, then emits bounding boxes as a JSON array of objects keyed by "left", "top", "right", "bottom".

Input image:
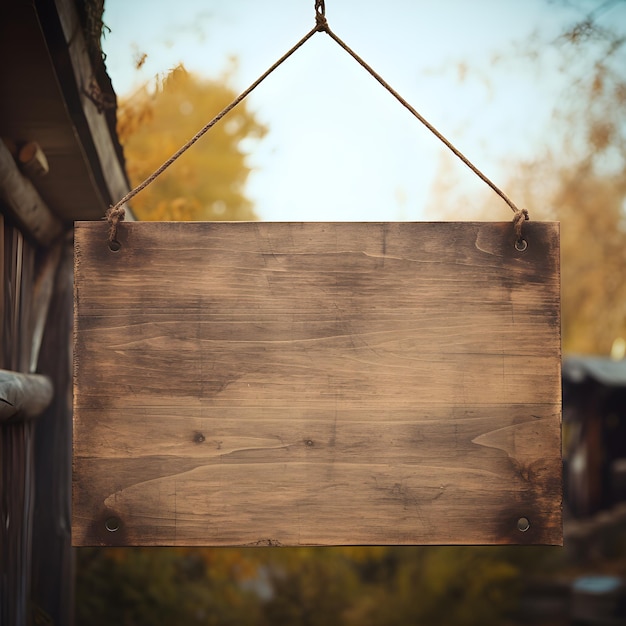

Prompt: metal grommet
[{"left": 515, "top": 239, "right": 528, "bottom": 252}]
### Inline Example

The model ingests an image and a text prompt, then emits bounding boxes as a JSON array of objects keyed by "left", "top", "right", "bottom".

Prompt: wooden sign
[{"left": 73, "top": 221, "right": 562, "bottom": 546}]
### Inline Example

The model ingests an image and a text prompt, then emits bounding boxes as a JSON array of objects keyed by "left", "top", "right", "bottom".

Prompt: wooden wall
[
  {"left": 1, "top": 215, "right": 37, "bottom": 626},
  {"left": 0, "top": 213, "right": 73, "bottom": 625}
]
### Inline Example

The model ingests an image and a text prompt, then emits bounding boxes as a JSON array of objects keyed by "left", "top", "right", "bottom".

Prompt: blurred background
[{"left": 77, "top": 0, "right": 626, "bottom": 623}]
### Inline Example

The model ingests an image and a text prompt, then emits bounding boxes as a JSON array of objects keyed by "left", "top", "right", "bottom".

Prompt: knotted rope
[{"left": 107, "top": 0, "right": 528, "bottom": 249}]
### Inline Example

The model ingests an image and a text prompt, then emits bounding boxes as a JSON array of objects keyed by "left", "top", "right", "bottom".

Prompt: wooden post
[{"left": 1, "top": 221, "right": 42, "bottom": 626}]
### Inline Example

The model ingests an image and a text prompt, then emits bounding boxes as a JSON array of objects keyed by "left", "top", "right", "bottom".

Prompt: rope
[
  {"left": 106, "top": 18, "right": 322, "bottom": 245},
  {"left": 313, "top": 3, "right": 526, "bottom": 222},
  {"left": 513, "top": 207, "right": 530, "bottom": 246},
  {"left": 107, "top": 0, "right": 528, "bottom": 247},
  {"left": 105, "top": 205, "right": 125, "bottom": 247},
  {"left": 315, "top": 0, "right": 328, "bottom": 30}
]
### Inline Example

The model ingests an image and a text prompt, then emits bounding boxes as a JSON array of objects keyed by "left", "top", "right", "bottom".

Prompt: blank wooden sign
[{"left": 73, "top": 221, "right": 562, "bottom": 546}]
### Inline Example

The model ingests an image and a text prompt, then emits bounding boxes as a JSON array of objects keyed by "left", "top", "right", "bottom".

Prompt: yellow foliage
[
  {"left": 425, "top": 31, "right": 626, "bottom": 357},
  {"left": 117, "top": 65, "right": 266, "bottom": 221}
]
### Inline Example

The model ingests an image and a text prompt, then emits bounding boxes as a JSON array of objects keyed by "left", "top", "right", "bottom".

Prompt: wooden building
[
  {"left": 0, "top": 1, "right": 130, "bottom": 623},
  {"left": 563, "top": 355, "right": 626, "bottom": 518}
]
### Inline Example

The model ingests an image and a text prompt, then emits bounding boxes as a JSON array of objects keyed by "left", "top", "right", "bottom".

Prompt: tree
[
  {"left": 75, "top": 547, "right": 264, "bottom": 626},
  {"left": 509, "top": 0, "right": 626, "bottom": 354},
  {"left": 426, "top": 0, "right": 626, "bottom": 354},
  {"left": 117, "top": 65, "right": 267, "bottom": 221},
  {"left": 253, "top": 546, "right": 522, "bottom": 626}
]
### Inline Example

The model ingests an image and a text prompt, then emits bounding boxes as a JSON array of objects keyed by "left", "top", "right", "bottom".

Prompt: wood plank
[
  {"left": 31, "top": 241, "right": 75, "bottom": 625},
  {"left": 0, "top": 420, "right": 36, "bottom": 626},
  {"left": 29, "top": 241, "right": 62, "bottom": 372},
  {"left": 73, "top": 221, "right": 562, "bottom": 546}
]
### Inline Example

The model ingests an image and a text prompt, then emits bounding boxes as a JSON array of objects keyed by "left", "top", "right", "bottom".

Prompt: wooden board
[{"left": 73, "top": 221, "right": 562, "bottom": 546}]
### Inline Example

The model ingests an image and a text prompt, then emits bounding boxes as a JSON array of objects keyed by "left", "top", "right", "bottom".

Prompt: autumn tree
[
  {"left": 117, "top": 65, "right": 266, "bottom": 221},
  {"left": 427, "top": 0, "right": 626, "bottom": 354},
  {"left": 507, "top": 0, "right": 626, "bottom": 354}
]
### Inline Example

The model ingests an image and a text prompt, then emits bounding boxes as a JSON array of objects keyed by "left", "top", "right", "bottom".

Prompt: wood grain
[{"left": 73, "top": 221, "right": 562, "bottom": 546}]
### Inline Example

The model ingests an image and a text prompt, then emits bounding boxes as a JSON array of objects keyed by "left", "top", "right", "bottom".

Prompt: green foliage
[
  {"left": 341, "top": 547, "right": 522, "bottom": 626},
  {"left": 75, "top": 547, "right": 262, "bottom": 626},
  {"left": 258, "top": 549, "right": 359, "bottom": 626},
  {"left": 118, "top": 65, "right": 266, "bottom": 221},
  {"left": 76, "top": 546, "right": 533, "bottom": 625}
]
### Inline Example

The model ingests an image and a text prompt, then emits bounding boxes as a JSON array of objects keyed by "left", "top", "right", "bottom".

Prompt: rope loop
[
  {"left": 513, "top": 208, "right": 529, "bottom": 247},
  {"left": 104, "top": 0, "right": 526, "bottom": 248},
  {"left": 105, "top": 205, "right": 125, "bottom": 248},
  {"left": 315, "top": 0, "right": 328, "bottom": 31}
]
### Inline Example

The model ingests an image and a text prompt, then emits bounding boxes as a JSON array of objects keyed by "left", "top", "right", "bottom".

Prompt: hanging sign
[{"left": 73, "top": 221, "right": 562, "bottom": 546}]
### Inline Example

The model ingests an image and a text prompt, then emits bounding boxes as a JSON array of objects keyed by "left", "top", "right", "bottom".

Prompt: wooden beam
[
  {"left": 0, "top": 141, "right": 63, "bottom": 246},
  {"left": 0, "top": 369, "right": 53, "bottom": 421},
  {"left": 53, "top": 0, "right": 131, "bottom": 210}
]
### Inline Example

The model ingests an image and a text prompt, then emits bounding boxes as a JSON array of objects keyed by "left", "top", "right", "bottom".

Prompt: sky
[{"left": 102, "top": 0, "right": 603, "bottom": 222}]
